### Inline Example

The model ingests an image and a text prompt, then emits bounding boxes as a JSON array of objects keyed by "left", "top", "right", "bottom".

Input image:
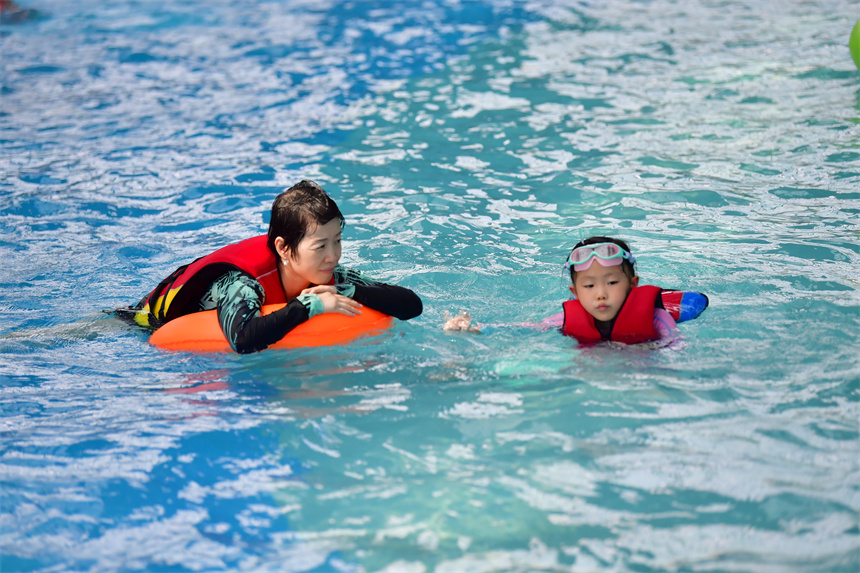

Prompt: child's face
[{"left": 570, "top": 262, "right": 639, "bottom": 323}]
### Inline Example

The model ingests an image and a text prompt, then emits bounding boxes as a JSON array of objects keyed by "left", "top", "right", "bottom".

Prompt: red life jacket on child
[
  {"left": 136, "top": 235, "right": 286, "bottom": 326},
  {"left": 561, "top": 285, "right": 662, "bottom": 345}
]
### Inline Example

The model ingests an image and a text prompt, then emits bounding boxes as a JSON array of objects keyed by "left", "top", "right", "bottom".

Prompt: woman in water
[{"left": 118, "top": 180, "right": 422, "bottom": 353}]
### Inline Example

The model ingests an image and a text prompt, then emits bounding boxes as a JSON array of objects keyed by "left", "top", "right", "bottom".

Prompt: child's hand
[{"left": 443, "top": 310, "right": 481, "bottom": 333}]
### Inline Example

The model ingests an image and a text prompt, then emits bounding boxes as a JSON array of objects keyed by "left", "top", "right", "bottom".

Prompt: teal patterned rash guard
[{"left": 198, "top": 266, "right": 422, "bottom": 354}]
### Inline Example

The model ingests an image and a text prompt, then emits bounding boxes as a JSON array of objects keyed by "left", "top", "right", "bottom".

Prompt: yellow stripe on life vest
[{"left": 133, "top": 286, "right": 183, "bottom": 327}]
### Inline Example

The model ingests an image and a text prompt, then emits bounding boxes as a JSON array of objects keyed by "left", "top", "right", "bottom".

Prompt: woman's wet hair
[
  {"left": 568, "top": 236, "right": 636, "bottom": 281},
  {"left": 267, "top": 180, "right": 344, "bottom": 258}
]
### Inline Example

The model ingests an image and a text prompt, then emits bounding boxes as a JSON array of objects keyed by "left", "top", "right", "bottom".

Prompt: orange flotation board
[{"left": 149, "top": 304, "right": 393, "bottom": 352}]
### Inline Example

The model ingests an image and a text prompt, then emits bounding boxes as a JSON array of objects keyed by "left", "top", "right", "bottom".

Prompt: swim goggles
[{"left": 564, "top": 242, "right": 636, "bottom": 272}]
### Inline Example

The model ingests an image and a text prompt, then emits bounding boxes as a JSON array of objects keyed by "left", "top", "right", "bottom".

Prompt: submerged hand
[{"left": 443, "top": 310, "right": 481, "bottom": 333}]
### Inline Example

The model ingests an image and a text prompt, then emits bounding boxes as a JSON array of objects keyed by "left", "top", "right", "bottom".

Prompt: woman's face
[{"left": 286, "top": 218, "right": 342, "bottom": 285}]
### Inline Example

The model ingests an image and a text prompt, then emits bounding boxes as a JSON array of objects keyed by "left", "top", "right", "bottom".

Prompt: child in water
[
  {"left": 445, "top": 236, "right": 708, "bottom": 344},
  {"left": 557, "top": 236, "right": 710, "bottom": 344}
]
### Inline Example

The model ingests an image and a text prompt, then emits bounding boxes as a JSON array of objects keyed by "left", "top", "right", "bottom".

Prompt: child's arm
[
  {"left": 443, "top": 310, "right": 561, "bottom": 333},
  {"left": 653, "top": 307, "right": 679, "bottom": 339},
  {"left": 659, "top": 290, "right": 709, "bottom": 323},
  {"left": 538, "top": 313, "right": 564, "bottom": 329}
]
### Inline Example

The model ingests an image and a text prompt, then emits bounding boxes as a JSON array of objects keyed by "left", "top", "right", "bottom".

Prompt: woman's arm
[
  {"left": 211, "top": 271, "right": 363, "bottom": 354},
  {"left": 351, "top": 284, "right": 422, "bottom": 320},
  {"left": 210, "top": 271, "right": 311, "bottom": 354},
  {"left": 334, "top": 267, "right": 423, "bottom": 320}
]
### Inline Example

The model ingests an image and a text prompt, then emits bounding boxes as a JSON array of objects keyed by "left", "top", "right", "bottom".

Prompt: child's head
[{"left": 566, "top": 236, "right": 639, "bottom": 323}]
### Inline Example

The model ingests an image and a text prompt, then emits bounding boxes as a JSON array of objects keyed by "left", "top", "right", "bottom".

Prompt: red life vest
[
  {"left": 136, "top": 235, "right": 285, "bottom": 326},
  {"left": 561, "top": 285, "right": 662, "bottom": 345}
]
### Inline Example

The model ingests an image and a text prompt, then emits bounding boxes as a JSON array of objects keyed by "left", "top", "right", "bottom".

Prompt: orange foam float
[{"left": 149, "top": 304, "right": 393, "bottom": 352}]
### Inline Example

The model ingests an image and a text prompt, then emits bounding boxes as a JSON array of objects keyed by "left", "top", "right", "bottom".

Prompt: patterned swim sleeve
[
  {"left": 203, "top": 271, "right": 313, "bottom": 354},
  {"left": 333, "top": 266, "right": 422, "bottom": 320},
  {"left": 332, "top": 266, "right": 381, "bottom": 298}
]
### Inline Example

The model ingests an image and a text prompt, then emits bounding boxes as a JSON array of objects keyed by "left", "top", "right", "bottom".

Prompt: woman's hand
[{"left": 302, "top": 285, "right": 362, "bottom": 316}]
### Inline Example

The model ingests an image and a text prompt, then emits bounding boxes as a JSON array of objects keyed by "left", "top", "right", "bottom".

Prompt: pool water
[{"left": 2, "top": 0, "right": 859, "bottom": 571}]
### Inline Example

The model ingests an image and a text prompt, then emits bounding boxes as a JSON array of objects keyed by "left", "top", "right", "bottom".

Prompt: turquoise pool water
[{"left": 2, "top": 0, "right": 859, "bottom": 571}]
